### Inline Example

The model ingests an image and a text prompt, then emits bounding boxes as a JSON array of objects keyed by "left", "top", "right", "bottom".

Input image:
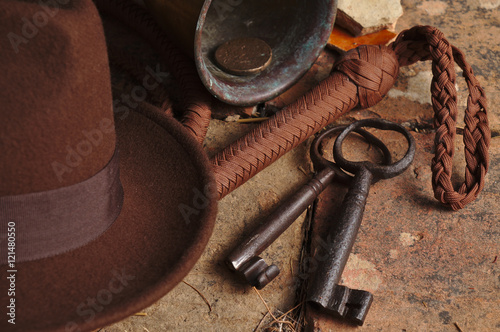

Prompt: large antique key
[
  {"left": 306, "top": 118, "right": 416, "bottom": 325},
  {"left": 226, "top": 121, "right": 392, "bottom": 289}
]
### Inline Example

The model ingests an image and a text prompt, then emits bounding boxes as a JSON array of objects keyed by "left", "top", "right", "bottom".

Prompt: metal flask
[{"left": 144, "top": 0, "right": 338, "bottom": 106}]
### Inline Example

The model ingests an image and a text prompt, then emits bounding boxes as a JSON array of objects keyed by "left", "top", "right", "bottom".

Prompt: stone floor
[{"left": 103, "top": 0, "right": 499, "bottom": 331}]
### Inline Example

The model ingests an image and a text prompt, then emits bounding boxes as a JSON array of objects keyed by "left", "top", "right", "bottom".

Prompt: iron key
[
  {"left": 226, "top": 124, "right": 392, "bottom": 289},
  {"left": 307, "top": 118, "right": 416, "bottom": 325}
]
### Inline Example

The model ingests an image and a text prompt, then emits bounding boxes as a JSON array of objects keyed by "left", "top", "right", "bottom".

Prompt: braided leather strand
[
  {"left": 447, "top": 46, "right": 490, "bottom": 208},
  {"left": 392, "top": 26, "right": 490, "bottom": 210}
]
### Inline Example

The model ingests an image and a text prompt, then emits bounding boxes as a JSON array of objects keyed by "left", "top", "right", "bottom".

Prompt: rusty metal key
[
  {"left": 226, "top": 124, "right": 392, "bottom": 290},
  {"left": 306, "top": 118, "right": 416, "bottom": 325}
]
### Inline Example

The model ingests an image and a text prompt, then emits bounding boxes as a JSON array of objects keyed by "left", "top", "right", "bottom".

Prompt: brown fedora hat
[{"left": 0, "top": 1, "right": 217, "bottom": 331}]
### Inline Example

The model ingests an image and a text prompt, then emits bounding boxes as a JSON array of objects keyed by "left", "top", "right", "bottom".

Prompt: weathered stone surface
[
  {"left": 336, "top": 0, "right": 404, "bottom": 36},
  {"left": 388, "top": 70, "right": 433, "bottom": 104}
]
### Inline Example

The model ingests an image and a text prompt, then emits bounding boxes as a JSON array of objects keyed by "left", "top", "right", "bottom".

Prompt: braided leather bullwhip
[
  {"left": 96, "top": 0, "right": 490, "bottom": 210},
  {"left": 95, "top": 0, "right": 213, "bottom": 143},
  {"left": 212, "top": 45, "right": 398, "bottom": 198},
  {"left": 212, "top": 26, "right": 490, "bottom": 210}
]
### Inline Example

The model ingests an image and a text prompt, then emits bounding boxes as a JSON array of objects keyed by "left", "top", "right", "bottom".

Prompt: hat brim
[{"left": 0, "top": 105, "right": 217, "bottom": 332}]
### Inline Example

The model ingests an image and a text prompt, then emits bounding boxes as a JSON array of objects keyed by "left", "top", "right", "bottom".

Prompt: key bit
[
  {"left": 226, "top": 126, "right": 390, "bottom": 289},
  {"left": 237, "top": 256, "right": 280, "bottom": 289},
  {"left": 310, "top": 285, "right": 373, "bottom": 325}
]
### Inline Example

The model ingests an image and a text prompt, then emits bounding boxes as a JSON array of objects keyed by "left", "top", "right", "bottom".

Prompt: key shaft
[{"left": 226, "top": 167, "right": 336, "bottom": 288}]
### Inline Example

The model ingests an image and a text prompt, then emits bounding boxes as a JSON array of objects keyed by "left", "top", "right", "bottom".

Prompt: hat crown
[{"left": 0, "top": 0, "right": 115, "bottom": 196}]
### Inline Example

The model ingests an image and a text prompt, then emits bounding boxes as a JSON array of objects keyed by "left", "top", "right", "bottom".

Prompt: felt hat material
[{"left": 0, "top": 1, "right": 217, "bottom": 331}]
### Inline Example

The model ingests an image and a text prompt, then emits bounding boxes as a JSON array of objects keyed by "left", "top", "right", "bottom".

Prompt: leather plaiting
[{"left": 391, "top": 26, "right": 490, "bottom": 210}]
